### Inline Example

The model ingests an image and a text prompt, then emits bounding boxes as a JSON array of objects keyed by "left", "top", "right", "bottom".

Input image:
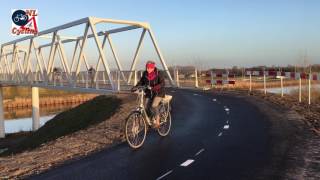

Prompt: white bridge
[{"left": 0, "top": 17, "right": 175, "bottom": 137}]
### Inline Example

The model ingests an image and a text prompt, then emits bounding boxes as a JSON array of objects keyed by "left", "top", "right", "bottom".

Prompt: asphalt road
[{"left": 30, "top": 89, "right": 271, "bottom": 180}]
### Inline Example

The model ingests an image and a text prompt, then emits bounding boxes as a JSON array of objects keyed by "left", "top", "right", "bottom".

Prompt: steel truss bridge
[{"left": 0, "top": 17, "right": 175, "bottom": 137}]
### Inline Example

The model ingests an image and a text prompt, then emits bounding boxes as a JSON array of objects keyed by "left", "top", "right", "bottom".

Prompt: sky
[{"left": 0, "top": 0, "right": 319, "bottom": 69}]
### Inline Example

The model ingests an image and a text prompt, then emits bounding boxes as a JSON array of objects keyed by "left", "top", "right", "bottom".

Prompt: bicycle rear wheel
[{"left": 125, "top": 111, "right": 147, "bottom": 149}]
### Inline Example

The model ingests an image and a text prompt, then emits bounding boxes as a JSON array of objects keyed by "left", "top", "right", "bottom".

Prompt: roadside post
[
  {"left": 263, "top": 72, "right": 266, "bottom": 95},
  {"left": 195, "top": 68, "right": 199, "bottom": 88},
  {"left": 308, "top": 74, "right": 311, "bottom": 105},
  {"left": 249, "top": 74, "right": 252, "bottom": 92},
  {"left": 299, "top": 77, "right": 302, "bottom": 103}
]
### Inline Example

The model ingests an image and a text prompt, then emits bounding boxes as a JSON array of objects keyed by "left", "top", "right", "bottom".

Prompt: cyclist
[
  {"left": 53, "top": 67, "right": 62, "bottom": 83},
  {"left": 88, "top": 66, "right": 96, "bottom": 87},
  {"left": 132, "top": 60, "right": 165, "bottom": 128}
]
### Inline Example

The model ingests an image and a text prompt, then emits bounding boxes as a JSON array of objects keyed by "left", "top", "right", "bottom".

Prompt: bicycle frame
[
  {"left": 135, "top": 89, "right": 153, "bottom": 126},
  {"left": 134, "top": 86, "right": 171, "bottom": 126}
]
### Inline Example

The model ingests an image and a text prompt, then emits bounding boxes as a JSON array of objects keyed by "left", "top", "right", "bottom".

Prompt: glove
[{"left": 152, "top": 84, "right": 161, "bottom": 93}]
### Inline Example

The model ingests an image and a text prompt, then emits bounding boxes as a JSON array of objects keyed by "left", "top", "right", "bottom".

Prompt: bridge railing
[{"left": 0, "top": 69, "right": 177, "bottom": 93}]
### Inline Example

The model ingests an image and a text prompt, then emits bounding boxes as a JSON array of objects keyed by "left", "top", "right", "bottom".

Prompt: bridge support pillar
[
  {"left": 175, "top": 69, "right": 180, "bottom": 87},
  {"left": 32, "top": 87, "right": 40, "bottom": 131},
  {"left": 0, "top": 87, "right": 5, "bottom": 138}
]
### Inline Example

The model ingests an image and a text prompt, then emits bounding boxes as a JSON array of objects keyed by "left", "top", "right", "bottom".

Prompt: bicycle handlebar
[
  {"left": 131, "top": 85, "right": 151, "bottom": 92},
  {"left": 136, "top": 85, "right": 151, "bottom": 89}
]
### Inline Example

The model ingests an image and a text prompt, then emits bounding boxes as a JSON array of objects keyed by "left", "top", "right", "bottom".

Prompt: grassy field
[{"left": 290, "top": 87, "right": 320, "bottom": 104}]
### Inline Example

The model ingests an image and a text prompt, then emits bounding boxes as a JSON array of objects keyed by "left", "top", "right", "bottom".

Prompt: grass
[
  {"left": 1, "top": 95, "right": 121, "bottom": 155},
  {"left": 290, "top": 87, "right": 320, "bottom": 104}
]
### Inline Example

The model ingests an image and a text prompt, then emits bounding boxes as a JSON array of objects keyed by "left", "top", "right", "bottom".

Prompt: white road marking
[
  {"left": 193, "top": 93, "right": 198, "bottom": 96},
  {"left": 226, "top": 120, "right": 229, "bottom": 124},
  {"left": 218, "top": 132, "right": 223, "bottom": 136},
  {"left": 180, "top": 159, "right": 194, "bottom": 167},
  {"left": 212, "top": 98, "right": 217, "bottom": 102},
  {"left": 224, "top": 108, "right": 230, "bottom": 112},
  {"left": 156, "top": 170, "right": 173, "bottom": 180},
  {"left": 195, "top": 148, "right": 205, "bottom": 156},
  {"left": 223, "top": 125, "right": 230, "bottom": 129}
]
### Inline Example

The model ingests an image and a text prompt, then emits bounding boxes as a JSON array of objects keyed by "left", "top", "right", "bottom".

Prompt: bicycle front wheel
[
  {"left": 125, "top": 111, "right": 147, "bottom": 149},
  {"left": 157, "top": 110, "right": 171, "bottom": 137}
]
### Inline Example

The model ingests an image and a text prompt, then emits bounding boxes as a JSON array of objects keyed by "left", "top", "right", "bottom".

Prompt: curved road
[{"left": 31, "top": 89, "right": 271, "bottom": 180}]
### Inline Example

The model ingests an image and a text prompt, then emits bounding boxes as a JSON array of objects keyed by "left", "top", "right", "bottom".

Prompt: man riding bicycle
[{"left": 131, "top": 60, "right": 165, "bottom": 128}]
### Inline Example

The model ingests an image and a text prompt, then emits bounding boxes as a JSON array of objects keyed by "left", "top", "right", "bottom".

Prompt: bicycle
[
  {"left": 14, "top": 14, "right": 28, "bottom": 23},
  {"left": 125, "top": 86, "right": 172, "bottom": 149}
]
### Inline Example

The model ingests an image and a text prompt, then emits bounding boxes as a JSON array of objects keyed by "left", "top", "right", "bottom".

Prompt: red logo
[{"left": 11, "top": 9, "right": 38, "bottom": 36}]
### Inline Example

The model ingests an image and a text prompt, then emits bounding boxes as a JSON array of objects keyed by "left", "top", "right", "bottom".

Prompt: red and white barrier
[
  {"left": 206, "top": 71, "right": 236, "bottom": 86},
  {"left": 245, "top": 71, "right": 320, "bottom": 80},
  {"left": 206, "top": 80, "right": 235, "bottom": 85},
  {"left": 247, "top": 71, "right": 264, "bottom": 76},
  {"left": 312, "top": 73, "right": 320, "bottom": 80}
]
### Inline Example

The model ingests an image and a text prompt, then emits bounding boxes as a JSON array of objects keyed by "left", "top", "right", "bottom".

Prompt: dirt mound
[
  {"left": 2, "top": 95, "right": 121, "bottom": 155},
  {"left": 0, "top": 94, "right": 136, "bottom": 179}
]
